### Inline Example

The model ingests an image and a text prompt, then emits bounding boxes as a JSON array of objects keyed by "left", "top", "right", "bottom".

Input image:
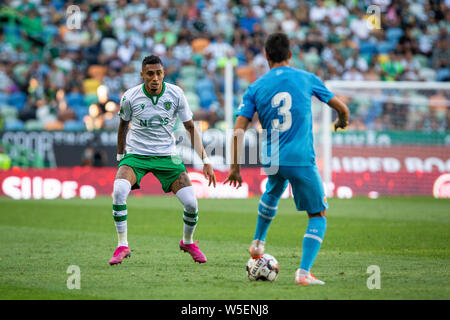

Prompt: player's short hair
[
  {"left": 264, "top": 33, "right": 290, "bottom": 63},
  {"left": 142, "top": 55, "right": 163, "bottom": 69}
]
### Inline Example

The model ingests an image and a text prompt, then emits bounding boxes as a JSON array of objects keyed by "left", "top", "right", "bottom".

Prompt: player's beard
[{"left": 149, "top": 81, "right": 161, "bottom": 94}]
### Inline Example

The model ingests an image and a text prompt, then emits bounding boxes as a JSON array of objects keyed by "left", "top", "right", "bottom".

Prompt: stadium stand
[{"left": 0, "top": 0, "right": 448, "bottom": 132}]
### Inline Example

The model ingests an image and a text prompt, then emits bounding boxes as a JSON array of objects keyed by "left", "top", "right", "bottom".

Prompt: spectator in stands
[
  {"left": 57, "top": 100, "right": 76, "bottom": 124},
  {"left": 117, "top": 39, "right": 135, "bottom": 64},
  {"left": 102, "top": 68, "right": 123, "bottom": 98},
  {"left": 0, "top": 0, "right": 448, "bottom": 134}
]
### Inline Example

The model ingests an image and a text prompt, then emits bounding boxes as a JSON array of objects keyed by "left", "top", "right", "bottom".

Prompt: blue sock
[
  {"left": 299, "top": 217, "right": 327, "bottom": 272},
  {"left": 253, "top": 193, "right": 279, "bottom": 242}
]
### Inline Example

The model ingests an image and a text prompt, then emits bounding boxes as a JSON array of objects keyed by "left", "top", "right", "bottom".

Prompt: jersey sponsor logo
[
  {"left": 139, "top": 115, "right": 169, "bottom": 128},
  {"left": 140, "top": 103, "right": 145, "bottom": 110},
  {"left": 163, "top": 101, "right": 172, "bottom": 110}
]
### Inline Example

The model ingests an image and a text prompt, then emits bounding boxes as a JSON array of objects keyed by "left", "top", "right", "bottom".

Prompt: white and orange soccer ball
[{"left": 246, "top": 254, "right": 279, "bottom": 281}]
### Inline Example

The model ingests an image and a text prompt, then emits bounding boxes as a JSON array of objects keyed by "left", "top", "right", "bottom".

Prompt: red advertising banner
[
  {"left": 330, "top": 146, "right": 450, "bottom": 198},
  {"left": 0, "top": 161, "right": 448, "bottom": 200},
  {"left": 0, "top": 167, "right": 271, "bottom": 200}
]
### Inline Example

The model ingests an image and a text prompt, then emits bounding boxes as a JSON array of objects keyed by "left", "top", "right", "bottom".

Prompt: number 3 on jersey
[{"left": 271, "top": 92, "right": 292, "bottom": 132}]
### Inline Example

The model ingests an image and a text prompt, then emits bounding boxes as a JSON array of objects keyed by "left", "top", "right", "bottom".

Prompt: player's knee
[
  {"left": 308, "top": 211, "right": 327, "bottom": 218},
  {"left": 265, "top": 183, "right": 288, "bottom": 199},
  {"left": 184, "top": 198, "right": 198, "bottom": 214},
  {"left": 261, "top": 193, "right": 281, "bottom": 207},
  {"left": 182, "top": 190, "right": 198, "bottom": 213},
  {"left": 113, "top": 179, "right": 131, "bottom": 203},
  {"left": 176, "top": 186, "right": 198, "bottom": 213}
]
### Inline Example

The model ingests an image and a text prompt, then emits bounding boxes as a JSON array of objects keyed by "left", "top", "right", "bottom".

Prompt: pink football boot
[
  {"left": 109, "top": 246, "right": 131, "bottom": 265},
  {"left": 179, "top": 240, "right": 207, "bottom": 263}
]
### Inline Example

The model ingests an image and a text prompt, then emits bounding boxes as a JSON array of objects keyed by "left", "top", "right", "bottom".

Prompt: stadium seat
[
  {"left": 436, "top": 68, "right": 450, "bottom": 82},
  {"left": 191, "top": 53, "right": 204, "bottom": 67},
  {"left": 196, "top": 77, "right": 218, "bottom": 110},
  {"left": 199, "top": 92, "right": 218, "bottom": 110},
  {"left": 83, "top": 93, "right": 98, "bottom": 106},
  {"left": 66, "top": 93, "right": 85, "bottom": 108},
  {"left": 43, "top": 25, "right": 59, "bottom": 42},
  {"left": 359, "top": 41, "right": 377, "bottom": 56},
  {"left": 4, "top": 119, "right": 25, "bottom": 131},
  {"left": 386, "top": 28, "right": 404, "bottom": 43},
  {"left": 64, "top": 120, "right": 86, "bottom": 131},
  {"left": 51, "top": 0, "right": 64, "bottom": 10},
  {"left": 25, "top": 119, "right": 45, "bottom": 131},
  {"left": 195, "top": 77, "right": 215, "bottom": 96},
  {"left": 4, "top": 26, "right": 21, "bottom": 39},
  {"left": 108, "top": 93, "right": 121, "bottom": 104},
  {"left": 376, "top": 41, "right": 396, "bottom": 54},
  {"left": 74, "top": 106, "right": 90, "bottom": 120},
  {"left": 0, "top": 106, "right": 19, "bottom": 121},
  {"left": 7, "top": 92, "right": 27, "bottom": 110},
  {"left": 0, "top": 92, "right": 8, "bottom": 105},
  {"left": 236, "top": 52, "right": 248, "bottom": 66}
]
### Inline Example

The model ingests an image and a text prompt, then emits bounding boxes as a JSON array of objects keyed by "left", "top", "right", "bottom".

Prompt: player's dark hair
[
  {"left": 264, "top": 33, "right": 290, "bottom": 63},
  {"left": 142, "top": 55, "right": 163, "bottom": 69}
]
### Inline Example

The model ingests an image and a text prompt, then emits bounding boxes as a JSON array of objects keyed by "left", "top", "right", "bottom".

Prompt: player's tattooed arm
[{"left": 117, "top": 118, "right": 130, "bottom": 154}]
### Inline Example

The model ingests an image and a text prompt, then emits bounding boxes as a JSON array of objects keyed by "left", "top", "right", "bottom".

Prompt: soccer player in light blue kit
[{"left": 225, "top": 33, "right": 349, "bottom": 285}]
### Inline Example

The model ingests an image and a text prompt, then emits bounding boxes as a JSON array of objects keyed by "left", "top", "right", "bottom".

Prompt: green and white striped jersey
[{"left": 119, "top": 82, "right": 193, "bottom": 156}]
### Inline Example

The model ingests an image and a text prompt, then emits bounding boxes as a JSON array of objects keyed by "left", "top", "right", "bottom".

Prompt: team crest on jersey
[{"left": 163, "top": 101, "right": 172, "bottom": 110}]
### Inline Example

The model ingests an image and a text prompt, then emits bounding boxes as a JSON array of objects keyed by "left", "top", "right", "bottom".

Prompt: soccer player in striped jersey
[
  {"left": 109, "top": 55, "right": 216, "bottom": 265},
  {"left": 225, "top": 33, "right": 349, "bottom": 285}
]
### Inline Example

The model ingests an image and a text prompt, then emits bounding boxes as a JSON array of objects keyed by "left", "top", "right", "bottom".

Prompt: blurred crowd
[{"left": 0, "top": 0, "right": 449, "bottom": 133}]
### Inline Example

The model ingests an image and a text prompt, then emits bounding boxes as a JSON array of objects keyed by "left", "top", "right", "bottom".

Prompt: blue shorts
[{"left": 263, "top": 165, "right": 328, "bottom": 214}]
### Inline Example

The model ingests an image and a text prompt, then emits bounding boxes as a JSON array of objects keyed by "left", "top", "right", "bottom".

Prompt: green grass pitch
[{"left": 0, "top": 196, "right": 448, "bottom": 300}]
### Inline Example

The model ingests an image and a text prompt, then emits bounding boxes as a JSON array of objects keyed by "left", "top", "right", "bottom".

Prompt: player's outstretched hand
[
  {"left": 334, "top": 118, "right": 349, "bottom": 131},
  {"left": 224, "top": 169, "right": 243, "bottom": 189},
  {"left": 203, "top": 163, "right": 216, "bottom": 187}
]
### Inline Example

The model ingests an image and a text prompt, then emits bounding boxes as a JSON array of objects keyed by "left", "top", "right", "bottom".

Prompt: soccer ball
[{"left": 246, "top": 254, "right": 279, "bottom": 281}]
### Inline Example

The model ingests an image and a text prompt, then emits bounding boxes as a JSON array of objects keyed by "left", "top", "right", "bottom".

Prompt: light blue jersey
[
  {"left": 244, "top": 65, "right": 331, "bottom": 275},
  {"left": 236, "top": 66, "right": 334, "bottom": 167}
]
